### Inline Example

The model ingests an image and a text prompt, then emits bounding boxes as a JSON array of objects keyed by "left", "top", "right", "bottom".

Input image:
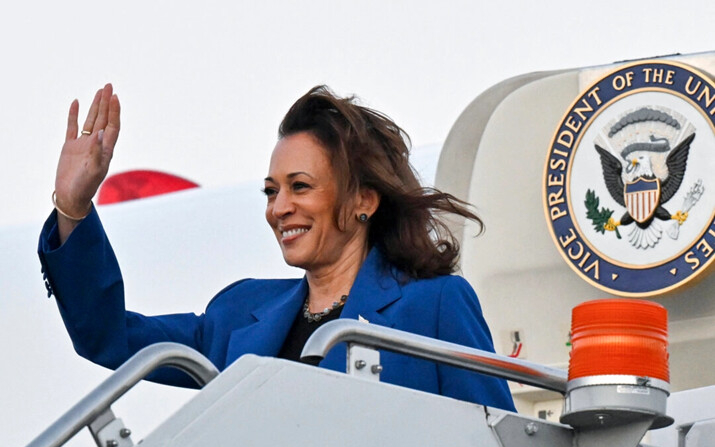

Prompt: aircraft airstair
[{"left": 26, "top": 315, "right": 715, "bottom": 447}]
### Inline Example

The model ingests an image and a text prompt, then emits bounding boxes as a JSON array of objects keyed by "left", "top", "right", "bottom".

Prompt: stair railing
[{"left": 26, "top": 343, "right": 218, "bottom": 447}]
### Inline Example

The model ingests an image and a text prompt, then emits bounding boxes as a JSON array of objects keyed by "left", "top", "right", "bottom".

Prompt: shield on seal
[{"left": 624, "top": 177, "right": 661, "bottom": 223}]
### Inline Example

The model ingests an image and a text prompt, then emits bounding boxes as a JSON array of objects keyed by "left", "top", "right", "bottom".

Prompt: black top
[{"left": 277, "top": 305, "right": 344, "bottom": 366}]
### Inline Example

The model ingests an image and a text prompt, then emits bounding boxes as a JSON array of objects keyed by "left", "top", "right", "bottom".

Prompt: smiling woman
[
  {"left": 263, "top": 132, "right": 367, "bottom": 280},
  {"left": 37, "top": 84, "right": 515, "bottom": 411}
]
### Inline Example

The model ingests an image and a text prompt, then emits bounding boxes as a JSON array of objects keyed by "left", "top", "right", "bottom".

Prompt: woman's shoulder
[
  {"left": 402, "top": 272, "right": 474, "bottom": 294},
  {"left": 376, "top": 250, "right": 473, "bottom": 292},
  {"left": 206, "top": 277, "right": 302, "bottom": 310},
  {"left": 393, "top": 273, "right": 478, "bottom": 312}
]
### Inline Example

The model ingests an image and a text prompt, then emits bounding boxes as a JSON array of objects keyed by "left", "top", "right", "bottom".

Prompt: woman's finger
[
  {"left": 101, "top": 94, "right": 121, "bottom": 153},
  {"left": 65, "top": 99, "right": 79, "bottom": 142},
  {"left": 81, "top": 88, "right": 103, "bottom": 134},
  {"left": 94, "top": 83, "right": 113, "bottom": 131}
]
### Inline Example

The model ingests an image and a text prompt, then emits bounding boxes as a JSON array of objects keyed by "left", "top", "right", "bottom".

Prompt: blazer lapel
[
  {"left": 321, "top": 248, "right": 402, "bottom": 371},
  {"left": 225, "top": 278, "right": 307, "bottom": 365}
]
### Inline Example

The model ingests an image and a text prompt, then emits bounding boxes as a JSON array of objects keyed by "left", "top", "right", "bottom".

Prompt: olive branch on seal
[{"left": 585, "top": 189, "right": 621, "bottom": 239}]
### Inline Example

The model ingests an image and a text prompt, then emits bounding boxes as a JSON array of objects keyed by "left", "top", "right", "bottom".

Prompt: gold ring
[{"left": 81, "top": 130, "right": 92, "bottom": 135}]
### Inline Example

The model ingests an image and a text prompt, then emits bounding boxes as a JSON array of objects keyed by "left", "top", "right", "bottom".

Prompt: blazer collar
[
  {"left": 225, "top": 278, "right": 307, "bottom": 363},
  {"left": 319, "top": 247, "right": 403, "bottom": 371},
  {"left": 249, "top": 247, "right": 402, "bottom": 326},
  {"left": 251, "top": 277, "right": 307, "bottom": 322},
  {"left": 339, "top": 247, "right": 402, "bottom": 327}
]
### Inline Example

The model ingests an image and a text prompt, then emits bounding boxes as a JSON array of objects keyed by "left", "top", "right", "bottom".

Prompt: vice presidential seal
[{"left": 543, "top": 60, "right": 715, "bottom": 296}]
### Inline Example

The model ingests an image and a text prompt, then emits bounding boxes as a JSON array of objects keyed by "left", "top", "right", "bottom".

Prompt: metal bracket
[
  {"left": 678, "top": 418, "right": 715, "bottom": 447},
  {"left": 490, "top": 412, "right": 572, "bottom": 447},
  {"left": 88, "top": 408, "right": 134, "bottom": 447},
  {"left": 346, "top": 344, "right": 381, "bottom": 382}
]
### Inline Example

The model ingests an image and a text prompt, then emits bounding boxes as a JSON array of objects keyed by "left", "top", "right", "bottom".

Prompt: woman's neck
[{"left": 305, "top": 243, "right": 369, "bottom": 312}]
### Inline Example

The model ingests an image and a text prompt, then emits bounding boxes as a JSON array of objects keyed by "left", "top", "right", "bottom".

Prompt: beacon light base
[{"left": 561, "top": 375, "right": 673, "bottom": 430}]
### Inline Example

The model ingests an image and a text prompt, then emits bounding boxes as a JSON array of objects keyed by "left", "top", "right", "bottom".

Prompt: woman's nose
[{"left": 272, "top": 190, "right": 294, "bottom": 218}]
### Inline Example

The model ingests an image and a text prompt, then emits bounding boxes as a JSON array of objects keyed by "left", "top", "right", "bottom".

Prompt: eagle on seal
[{"left": 594, "top": 108, "right": 695, "bottom": 249}]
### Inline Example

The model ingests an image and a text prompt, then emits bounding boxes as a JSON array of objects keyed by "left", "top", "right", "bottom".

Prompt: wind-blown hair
[{"left": 278, "top": 85, "right": 483, "bottom": 279}]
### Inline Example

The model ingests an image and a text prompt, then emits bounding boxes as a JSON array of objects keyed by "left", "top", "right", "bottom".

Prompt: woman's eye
[
  {"left": 262, "top": 187, "right": 277, "bottom": 197},
  {"left": 292, "top": 182, "right": 310, "bottom": 191}
]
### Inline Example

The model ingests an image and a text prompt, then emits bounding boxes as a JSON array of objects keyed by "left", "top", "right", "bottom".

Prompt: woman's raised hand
[{"left": 54, "top": 84, "right": 120, "bottom": 241}]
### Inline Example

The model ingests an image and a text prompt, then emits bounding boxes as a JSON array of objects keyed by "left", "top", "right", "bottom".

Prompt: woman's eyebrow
[
  {"left": 287, "top": 172, "right": 315, "bottom": 179},
  {"left": 264, "top": 172, "right": 315, "bottom": 183}
]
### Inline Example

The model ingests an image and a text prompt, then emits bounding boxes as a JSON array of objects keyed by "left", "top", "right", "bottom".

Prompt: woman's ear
[{"left": 355, "top": 188, "right": 380, "bottom": 220}]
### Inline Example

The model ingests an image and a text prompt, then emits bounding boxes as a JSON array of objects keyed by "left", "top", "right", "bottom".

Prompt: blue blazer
[{"left": 38, "top": 208, "right": 515, "bottom": 411}]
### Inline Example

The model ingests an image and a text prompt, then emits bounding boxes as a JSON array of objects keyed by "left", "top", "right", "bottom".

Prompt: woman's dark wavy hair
[{"left": 278, "top": 85, "right": 483, "bottom": 279}]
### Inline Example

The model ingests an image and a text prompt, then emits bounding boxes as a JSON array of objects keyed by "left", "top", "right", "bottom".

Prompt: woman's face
[{"left": 264, "top": 132, "right": 366, "bottom": 272}]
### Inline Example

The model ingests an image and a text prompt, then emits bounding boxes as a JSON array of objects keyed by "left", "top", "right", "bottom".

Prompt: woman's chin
[{"left": 280, "top": 251, "right": 309, "bottom": 270}]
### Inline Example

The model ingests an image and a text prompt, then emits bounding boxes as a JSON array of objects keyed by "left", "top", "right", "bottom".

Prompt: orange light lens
[{"left": 568, "top": 299, "right": 668, "bottom": 382}]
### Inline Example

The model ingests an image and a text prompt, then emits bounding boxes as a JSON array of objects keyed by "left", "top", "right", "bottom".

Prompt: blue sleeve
[
  {"left": 37, "top": 207, "right": 208, "bottom": 387},
  {"left": 436, "top": 276, "right": 516, "bottom": 411}
]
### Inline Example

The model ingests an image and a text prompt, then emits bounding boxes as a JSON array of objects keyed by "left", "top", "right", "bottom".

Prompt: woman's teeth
[{"left": 282, "top": 228, "right": 308, "bottom": 238}]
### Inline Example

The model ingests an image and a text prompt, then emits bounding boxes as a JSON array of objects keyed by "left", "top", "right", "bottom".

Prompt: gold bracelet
[{"left": 52, "top": 191, "right": 91, "bottom": 221}]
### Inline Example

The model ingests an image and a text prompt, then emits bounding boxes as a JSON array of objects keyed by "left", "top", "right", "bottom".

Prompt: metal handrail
[
  {"left": 26, "top": 343, "right": 219, "bottom": 447},
  {"left": 301, "top": 320, "right": 568, "bottom": 394}
]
